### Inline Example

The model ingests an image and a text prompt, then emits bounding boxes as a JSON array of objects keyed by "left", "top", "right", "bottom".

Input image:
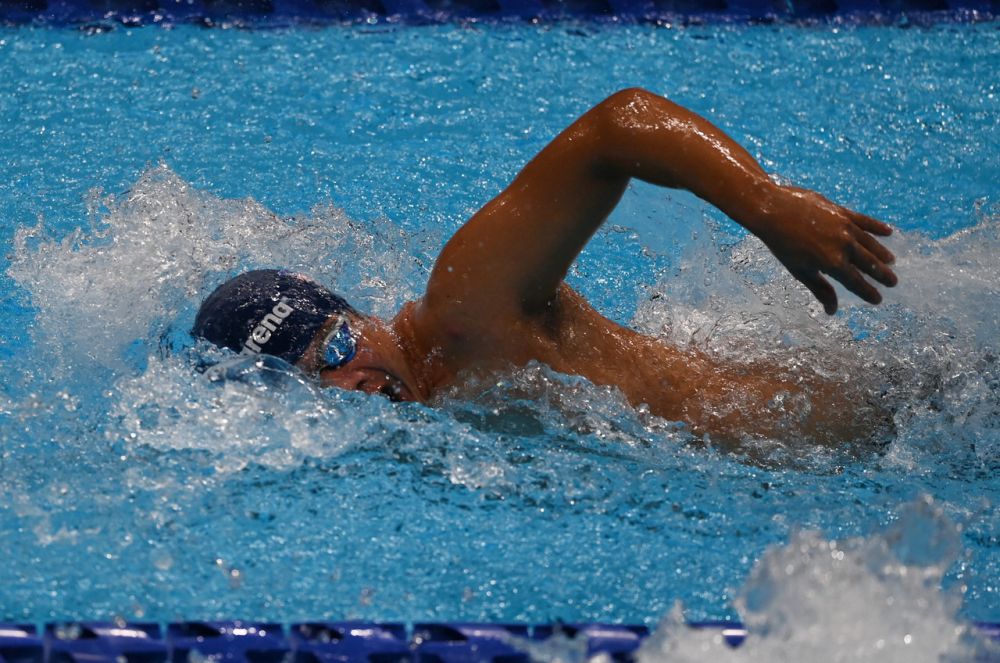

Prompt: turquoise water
[{"left": 1, "top": 21, "right": 998, "bottom": 647}]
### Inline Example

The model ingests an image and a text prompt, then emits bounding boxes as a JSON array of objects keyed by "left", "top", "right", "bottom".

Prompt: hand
[{"left": 752, "top": 185, "right": 897, "bottom": 314}]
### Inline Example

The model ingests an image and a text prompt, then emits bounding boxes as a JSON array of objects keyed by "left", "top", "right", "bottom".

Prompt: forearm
[{"left": 592, "top": 87, "right": 778, "bottom": 236}]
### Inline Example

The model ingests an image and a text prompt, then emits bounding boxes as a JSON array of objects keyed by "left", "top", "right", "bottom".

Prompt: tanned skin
[{"left": 298, "top": 88, "right": 898, "bottom": 445}]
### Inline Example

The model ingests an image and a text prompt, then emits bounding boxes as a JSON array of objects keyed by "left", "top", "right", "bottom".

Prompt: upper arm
[{"left": 424, "top": 91, "right": 639, "bottom": 321}]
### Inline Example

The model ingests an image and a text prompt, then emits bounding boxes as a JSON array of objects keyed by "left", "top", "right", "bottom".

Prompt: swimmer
[{"left": 193, "top": 88, "right": 897, "bottom": 445}]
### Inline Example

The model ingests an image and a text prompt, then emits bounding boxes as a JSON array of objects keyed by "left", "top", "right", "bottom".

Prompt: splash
[
  {"left": 4, "top": 163, "right": 434, "bottom": 473},
  {"left": 113, "top": 351, "right": 363, "bottom": 473},
  {"left": 7, "top": 164, "right": 423, "bottom": 376},
  {"left": 632, "top": 200, "right": 1000, "bottom": 463},
  {"left": 637, "top": 497, "right": 999, "bottom": 662}
]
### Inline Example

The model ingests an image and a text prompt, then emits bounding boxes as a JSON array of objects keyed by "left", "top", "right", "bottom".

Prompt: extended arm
[{"left": 426, "top": 87, "right": 896, "bottom": 317}]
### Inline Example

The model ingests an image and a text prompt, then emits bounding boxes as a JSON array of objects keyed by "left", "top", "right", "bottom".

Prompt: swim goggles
[{"left": 320, "top": 316, "right": 357, "bottom": 371}]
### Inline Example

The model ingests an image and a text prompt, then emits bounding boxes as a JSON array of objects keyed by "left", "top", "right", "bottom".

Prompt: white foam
[
  {"left": 112, "top": 351, "right": 363, "bottom": 472},
  {"left": 637, "top": 497, "right": 999, "bottom": 663},
  {"left": 631, "top": 202, "right": 1000, "bottom": 460},
  {"left": 7, "top": 164, "right": 421, "bottom": 376}
]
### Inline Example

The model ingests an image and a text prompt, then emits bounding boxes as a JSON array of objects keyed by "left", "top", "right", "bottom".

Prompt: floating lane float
[
  {"left": 2, "top": 621, "right": 999, "bottom": 662},
  {"left": 0, "top": 0, "right": 994, "bottom": 24}
]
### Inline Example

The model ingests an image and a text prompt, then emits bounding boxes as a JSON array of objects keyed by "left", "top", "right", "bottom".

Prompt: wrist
[{"left": 735, "top": 179, "right": 786, "bottom": 238}]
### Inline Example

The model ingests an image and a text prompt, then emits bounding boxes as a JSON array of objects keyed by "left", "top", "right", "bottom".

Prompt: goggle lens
[{"left": 322, "top": 317, "right": 357, "bottom": 369}]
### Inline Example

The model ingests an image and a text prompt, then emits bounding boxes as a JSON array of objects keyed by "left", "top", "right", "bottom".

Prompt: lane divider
[
  {"left": 0, "top": 0, "right": 994, "bottom": 24},
  {"left": 2, "top": 621, "right": 999, "bottom": 663}
]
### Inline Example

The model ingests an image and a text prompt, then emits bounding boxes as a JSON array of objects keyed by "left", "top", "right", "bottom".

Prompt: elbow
[
  {"left": 588, "top": 87, "right": 665, "bottom": 167},
  {"left": 608, "top": 86, "right": 660, "bottom": 104},
  {"left": 594, "top": 87, "right": 669, "bottom": 137},
  {"left": 601, "top": 87, "right": 664, "bottom": 117}
]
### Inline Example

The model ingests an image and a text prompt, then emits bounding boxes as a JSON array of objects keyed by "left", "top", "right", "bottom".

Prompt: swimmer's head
[
  {"left": 192, "top": 270, "right": 356, "bottom": 366},
  {"left": 193, "top": 270, "right": 421, "bottom": 403}
]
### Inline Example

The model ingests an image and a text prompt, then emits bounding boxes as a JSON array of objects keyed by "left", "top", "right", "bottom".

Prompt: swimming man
[{"left": 194, "top": 88, "right": 898, "bottom": 444}]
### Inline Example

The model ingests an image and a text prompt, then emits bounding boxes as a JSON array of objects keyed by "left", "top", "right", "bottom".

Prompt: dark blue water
[{"left": 0, "top": 22, "right": 998, "bottom": 653}]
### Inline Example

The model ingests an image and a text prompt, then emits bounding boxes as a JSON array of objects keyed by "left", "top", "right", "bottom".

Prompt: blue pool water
[{"left": 1, "top": 20, "right": 998, "bottom": 657}]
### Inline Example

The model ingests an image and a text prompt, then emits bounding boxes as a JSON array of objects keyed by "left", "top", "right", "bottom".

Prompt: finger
[
  {"left": 853, "top": 227, "right": 896, "bottom": 265},
  {"left": 852, "top": 243, "right": 898, "bottom": 287},
  {"left": 835, "top": 265, "right": 882, "bottom": 305},
  {"left": 849, "top": 210, "right": 893, "bottom": 236},
  {"left": 801, "top": 272, "right": 838, "bottom": 315}
]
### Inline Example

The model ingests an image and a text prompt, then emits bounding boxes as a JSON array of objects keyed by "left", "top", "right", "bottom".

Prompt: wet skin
[{"left": 299, "top": 88, "right": 898, "bottom": 444}]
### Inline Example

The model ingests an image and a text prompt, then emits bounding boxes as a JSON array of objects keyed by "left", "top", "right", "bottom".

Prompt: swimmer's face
[{"left": 297, "top": 314, "right": 420, "bottom": 403}]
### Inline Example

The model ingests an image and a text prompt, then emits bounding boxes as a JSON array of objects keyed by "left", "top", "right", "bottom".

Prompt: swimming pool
[{"left": 1, "top": 15, "right": 998, "bottom": 658}]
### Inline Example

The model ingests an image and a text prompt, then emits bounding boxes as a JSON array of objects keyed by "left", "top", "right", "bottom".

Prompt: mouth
[
  {"left": 380, "top": 378, "right": 414, "bottom": 403},
  {"left": 360, "top": 370, "right": 414, "bottom": 403},
  {"left": 322, "top": 364, "right": 417, "bottom": 403}
]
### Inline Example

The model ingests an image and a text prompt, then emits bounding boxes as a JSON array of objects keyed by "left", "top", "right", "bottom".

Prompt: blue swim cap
[{"left": 192, "top": 270, "right": 356, "bottom": 365}]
